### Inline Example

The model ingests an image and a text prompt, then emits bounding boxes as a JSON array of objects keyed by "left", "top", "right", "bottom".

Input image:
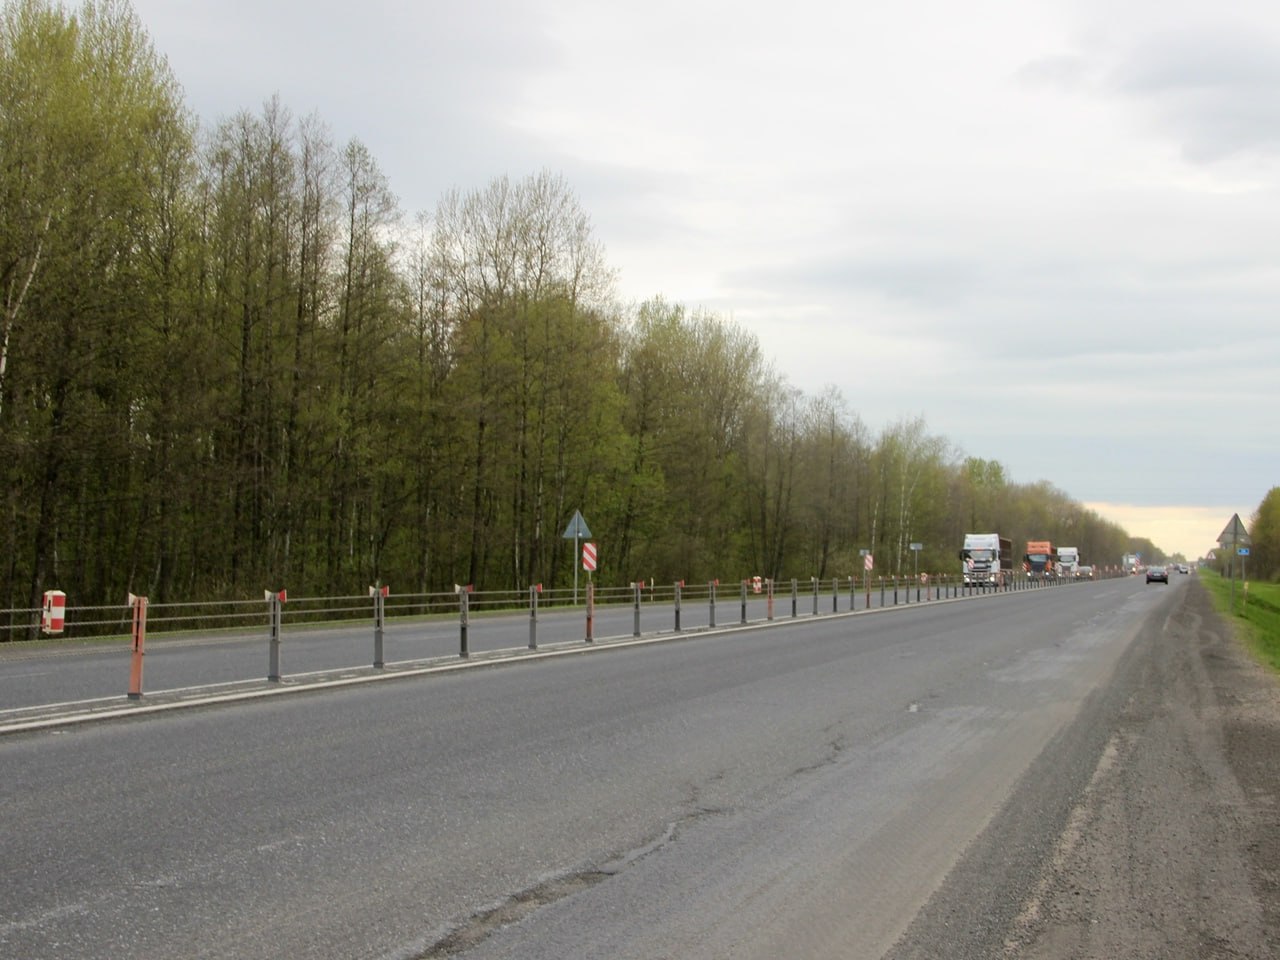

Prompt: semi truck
[
  {"left": 960, "top": 533, "right": 1013, "bottom": 586},
  {"left": 1122, "top": 553, "right": 1140, "bottom": 574},
  {"left": 1058, "top": 546, "right": 1080, "bottom": 578},
  {"left": 1025, "top": 540, "right": 1055, "bottom": 579}
]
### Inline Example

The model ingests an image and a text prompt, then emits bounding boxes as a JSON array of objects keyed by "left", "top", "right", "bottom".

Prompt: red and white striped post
[{"left": 41, "top": 590, "right": 67, "bottom": 635}]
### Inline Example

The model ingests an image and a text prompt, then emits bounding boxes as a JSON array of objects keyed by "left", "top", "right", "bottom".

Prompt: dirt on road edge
[{"left": 1007, "top": 579, "right": 1280, "bottom": 959}]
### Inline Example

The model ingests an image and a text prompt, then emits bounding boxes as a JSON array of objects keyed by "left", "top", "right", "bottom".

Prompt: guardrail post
[
  {"left": 370, "top": 584, "right": 387, "bottom": 668},
  {"left": 740, "top": 579, "right": 748, "bottom": 624},
  {"left": 811, "top": 577, "right": 819, "bottom": 615},
  {"left": 529, "top": 583, "right": 540, "bottom": 649},
  {"left": 894, "top": 576, "right": 900, "bottom": 605},
  {"left": 633, "top": 582, "right": 642, "bottom": 637},
  {"left": 674, "top": 581, "right": 682, "bottom": 632},
  {"left": 709, "top": 580, "right": 717, "bottom": 629},
  {"left": 127, "top": 593, "right": 147, "bottom": 700},
  {"left": 791, "top": 578, "right": 798, "bottom": 618},
  {"left": 266, "top": 589, "right": 285, "bottom": 681},
  {"left": 585, "top": 582, "right": 594, "bottom": 643},
  {"left": 459, "top": 586, "right": 469, "bottom": 658},
  {"left": 767, "top": 578, "right": 775, "bottom": 621}
]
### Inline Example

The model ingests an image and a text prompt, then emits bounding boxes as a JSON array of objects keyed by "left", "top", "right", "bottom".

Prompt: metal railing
[{"left": 1, "top": 568, "right": 1115, "bottom": 645}]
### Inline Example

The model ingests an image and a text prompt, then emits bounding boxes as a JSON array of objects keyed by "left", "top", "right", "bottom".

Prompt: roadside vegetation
[
  {"left": 0, "top": 0, "right": 1205, "bottom": 617},
  {"left": 1199, "top": 568, "right": 1280, "bottom": 672},
  {"left": 5, "top": 0, "right": 1278, "bottom": 940}
]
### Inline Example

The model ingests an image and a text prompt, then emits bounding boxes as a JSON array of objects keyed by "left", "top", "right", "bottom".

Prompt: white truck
[
  {"left": 960, "top": 533, "right": 1013, "bottom": 586},
  {"left": 1058, "top": 546, "right": 1080, "bottom": 578}
]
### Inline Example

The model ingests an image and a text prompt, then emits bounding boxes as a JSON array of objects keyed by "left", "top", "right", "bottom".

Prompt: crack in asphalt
[{"left": 407, "top": 807, "right": 727, "bottom": 958}]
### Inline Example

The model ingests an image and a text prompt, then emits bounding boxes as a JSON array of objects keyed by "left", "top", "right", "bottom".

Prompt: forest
[{"left": 2, "top": 1, "right": 1192, "bottom": 616}]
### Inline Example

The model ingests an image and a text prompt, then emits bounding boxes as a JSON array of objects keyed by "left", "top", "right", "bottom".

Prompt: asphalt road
[{"left": 0, "top": 575, "right": 1181, "bottom": 958}]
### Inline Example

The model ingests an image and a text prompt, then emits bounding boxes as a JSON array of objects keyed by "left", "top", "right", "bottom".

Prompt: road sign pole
[
  {"left": 562, "top": 510, "right": 593, "bottom": 607},
  {"left": 1218, "top": 514, "right": 1252, "bottom": 617}
]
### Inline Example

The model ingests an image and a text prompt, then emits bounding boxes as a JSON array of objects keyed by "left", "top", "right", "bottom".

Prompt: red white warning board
[
  {"left": 863, "top": 553, "right": 874, "bottom": 572},
  {"left": 582, "top": 541, "right": 598, "bottom": 572}
]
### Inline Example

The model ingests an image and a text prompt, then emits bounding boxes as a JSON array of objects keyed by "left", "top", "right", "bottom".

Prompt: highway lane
[
  {"left": 0, "top": 575, "right": 1175, "bottom": 959},
  {"left": 0, "top": 580, "right": 985, "bottom": 711}
]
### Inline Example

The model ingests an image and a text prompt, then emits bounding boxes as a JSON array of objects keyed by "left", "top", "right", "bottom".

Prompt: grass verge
[{"left": 1198, "top": 569, "right": 1280, "bottom": 672}]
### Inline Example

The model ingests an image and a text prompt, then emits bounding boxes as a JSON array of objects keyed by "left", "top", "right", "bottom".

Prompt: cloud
[
  {"left": 1015, "top": 54, "right": 1094, "bottom": 91},
  {"left": 1109, "top": 27, "right": 1280, "bottom": 163}
]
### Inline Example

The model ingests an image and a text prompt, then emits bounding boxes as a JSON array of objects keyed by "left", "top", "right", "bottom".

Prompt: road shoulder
[{"left": 1008, "top": 580, "right": 1280, "bottom": 959}]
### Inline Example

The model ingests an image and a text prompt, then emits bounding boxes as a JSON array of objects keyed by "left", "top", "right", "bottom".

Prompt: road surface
[{"left": 2, "top": 574, "right": 1275, "bottom": 958}]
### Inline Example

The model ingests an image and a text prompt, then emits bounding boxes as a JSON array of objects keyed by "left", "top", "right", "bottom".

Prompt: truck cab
[{"left": 1025, "top": 540, "right": 1055, "bottom": 580}]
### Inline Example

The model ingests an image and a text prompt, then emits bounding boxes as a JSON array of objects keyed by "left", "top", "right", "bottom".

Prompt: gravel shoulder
[
  {"left": 885, "top": 579, "right": 1280, "bottom": 959},
  {"left": 1009, "top": 579, "right": 1280, "bottom": 959}
]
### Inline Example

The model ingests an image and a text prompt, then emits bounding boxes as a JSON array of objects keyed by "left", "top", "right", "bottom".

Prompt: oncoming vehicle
[
  {"left": 960, "top": 533, "right": 1012, "bottom": 586},
  {"left": 1077, "top": 565, "right": 1094, "bottom": 580},
  {"left": 1024, "top": 540, "right": 1055, "bottom": 580},
  {"left": 1146, "top": 565, "right": 1169, "bottom": 584}
]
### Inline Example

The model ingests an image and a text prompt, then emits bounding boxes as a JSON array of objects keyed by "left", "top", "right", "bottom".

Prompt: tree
[
  {"left": 1249, "top": 487, "right": 1280, "bottom": 582},
  {"left": 427, "top": 172, "right": 619, "bottom": 589},
  {"left": 870, "top": 418, "right": 950, "bottom": 575},
  {"left": 0, "top": 0, "right": 192, "bottom": 613}
]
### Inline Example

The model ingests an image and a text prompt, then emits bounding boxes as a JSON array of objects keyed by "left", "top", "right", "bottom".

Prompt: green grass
[{"left": 1198, "top": 569, "right": 1280, "bottom": 672}]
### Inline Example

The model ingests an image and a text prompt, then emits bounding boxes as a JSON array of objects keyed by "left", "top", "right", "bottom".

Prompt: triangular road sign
[
  {"left": 1217, "top": 513, "right": 1250, "bottom": 546},
  {"left": 562, "top": 509, "right": 591, "bottom": 540}
]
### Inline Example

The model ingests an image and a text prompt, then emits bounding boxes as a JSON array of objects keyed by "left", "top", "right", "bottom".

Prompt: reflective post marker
[
  {"left": 127, "top": 593, "right": 147, "bottom": 700},
  {"left": 633, "top": 582, "right": 642, "bottom": 637},
  {"left": 529, "top": 584, "right": 540, "bottom": 649},
  {"left": 371, "top": 585, "right": 388, "bottom": 668},
  {"left": 266, "top": 589, "right": 285, "bottom": 682},
  {"left": 459, "top": 587, "right": 469, "bottom": 659}
]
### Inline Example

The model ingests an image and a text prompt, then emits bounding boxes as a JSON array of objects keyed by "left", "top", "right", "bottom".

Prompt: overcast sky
[{"left": 130, "top": 0, "right": 1278, "bottom": 560}]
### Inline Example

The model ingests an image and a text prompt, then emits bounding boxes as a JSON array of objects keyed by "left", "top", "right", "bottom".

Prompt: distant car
[
  {"left": 1146, "top": 566, "right": 1169, "bottom": 584},
  {"left": 1077, "top": 565, "right": 1094, "bottom": 579},
  {"left": 1177, "top": 564, "right": 1190, "bottom": 574}
]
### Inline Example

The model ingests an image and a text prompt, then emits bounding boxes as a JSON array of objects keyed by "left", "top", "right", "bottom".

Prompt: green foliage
[
  {"left": 1249, "top": 487, "right": 1280, "bottom": 582},
  {"left": 0, "top": 1, "right": 1195, "bottom": 615},
  {"left": 1199, "top": 569, "right": 1280, "bottom": 672}
]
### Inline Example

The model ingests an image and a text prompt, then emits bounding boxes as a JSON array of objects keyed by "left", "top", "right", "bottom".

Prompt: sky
[{"left": 129, "top": 0, "right": 1279, "bottom": 561}]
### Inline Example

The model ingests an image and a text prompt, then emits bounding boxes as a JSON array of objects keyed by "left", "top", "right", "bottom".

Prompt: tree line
[
  {"left": 1245, "top": 489, "right": 1280, "bottom": 582},
  {"left": 2, "top": 0, "right": 1163, "bottom": 619}
]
